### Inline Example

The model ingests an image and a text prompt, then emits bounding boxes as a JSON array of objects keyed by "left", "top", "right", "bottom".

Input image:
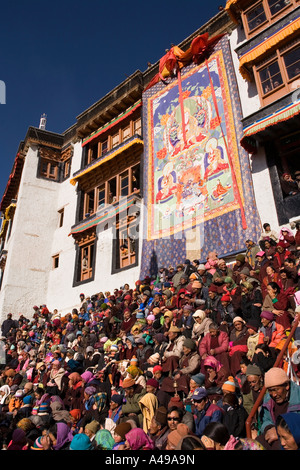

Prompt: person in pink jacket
[{"left": 198, "top": 322, "right": 230, "bottom": 374}]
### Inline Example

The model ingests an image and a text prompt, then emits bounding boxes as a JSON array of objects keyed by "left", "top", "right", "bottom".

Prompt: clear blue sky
[{"left": 0, "top": 0, "right": 226, "bottom": 199}]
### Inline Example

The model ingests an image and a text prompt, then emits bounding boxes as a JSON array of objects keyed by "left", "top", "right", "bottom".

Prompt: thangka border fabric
[{"left": 139, "top": 35, "right": 262, "bottom": 279}]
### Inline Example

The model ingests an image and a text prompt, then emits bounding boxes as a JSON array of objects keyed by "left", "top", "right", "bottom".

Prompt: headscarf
[
  {"left": 0, "top": 385, "right": 10, "bottom": 404},
  {"left": 93, "top": 392, "right": 108, "bottom": 413},
  {"left": 224, "top": 435, "right": 265, "bottom": 450},
  {"left": 94, "top": 429, "right": 115, "bottom": 450},
  {"left": 126, "top": 365, "right": 143, "bottom": 379},
  {"left": 203, "top": 355, "right": 222, "bottom": 372},
  {"left": 278, "top": 413, "right": 300, "bottom": 449},
  {"left": 81, "top": 371, "right": 94, "bottom": 384},
  {"left": 125, "top": 428, "right": 155, "bottom": 450},
  {"left": 68, "top": 372, "right": 83, "bottom": 389},
  {"left": 53, "top": 422, "right": 74, "bottom": 450},
  {"left": 50, "top": 401, "right": 72, "bottom": 423},
  {"left": 139, "top": 392, "right": 159, "bottom": 433},
  {"left": 7, "top": 428, "right": 28, "bottom": 450}
]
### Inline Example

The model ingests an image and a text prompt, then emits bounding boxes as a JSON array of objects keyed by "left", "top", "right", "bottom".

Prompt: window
[
  {"left": 40, "top": 158, "right": 59, "bottom": 180},
  {"left": 89, "top": 143, "right": 99, "bottom": 163},
  {"left": 267, "top": 0, "right": 290, "bottom": 16},
  {"left": 79, "top": 241, "right": 94, "bottom": 281},
  {"left": 82, "top": 163, "right": 141, "bottom": 218},
  {"left": 255, "top": 41, "right": 300, "bottom": 104},
  {"left": 112, "top": 132, "right": 120, "bottom": 148},
  {"left": 134, "top": 118, "right": 142, "bottom": 135},
  {"left": 259, "top": 61, "right": 283, "bottom": 95},
  {"left": 58, "top": 208, "right": 64, "bottom": 227},
  {"left": 122, "top": 125, "right": 131, "bottom": 141},
  {"left": 101, "top": 139, "right": 108, "bottom": 157},
  {"left": 120, "top": 170, "right": 129, "bottom": 198},
  {"left": 108, "top": 177, "right": 117, "bottom": 204},
  {"left": 117, "top": 216, "right": 138, "bottom": 269},
  {"left": 242, "top": 0, "right": 297, "bottom": 38},
  {"left": 84, "top": 190, "right": 95, "bottom": 217},
  {"left": 52, "top": 254, "right": 59, "bottom": 269},
  {"left": 131, "top": 163, "right": 140, "bottom": 192},
  {"left": 246, "top": 3, "right": 267, "bottom": 32},
  {"left": 64, "top": 159, "right": 71, "bottom": 179},
  {"left": 283, "top": 45, "right": 300, "bottom": 80},
  {"left": 97, "top": 184, "right": 106, "bottom": 209}
]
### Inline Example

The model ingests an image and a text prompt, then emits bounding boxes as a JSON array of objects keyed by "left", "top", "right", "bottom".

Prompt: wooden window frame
[
  {"left": 254, "top": 40, "right": 300, "bottom": 106},
  {"left": 82, "top": 162, "right": 140, "bottom": 219},
  {"left": 64, "top": 159, "right": 71, "bottom": 179},
  {"left": 78, "top": 238, "right": 95, "bottom": 282},
  {"left": 117, "top": 215, "right": 137, "bottom": 270},
  {"left": 40, "top": 158, "right": 59, "bottom": 180},
  {"left": 241, "top": 0, "right": 297, "bottom": 39},
  {"left": 85, "top": 113, "right": 141, "bottom": 165}
]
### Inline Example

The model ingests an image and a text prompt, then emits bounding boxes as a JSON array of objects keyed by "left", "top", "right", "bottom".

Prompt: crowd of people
[{"left": 0, "top": 221, "right": 300, "bottom": 451}]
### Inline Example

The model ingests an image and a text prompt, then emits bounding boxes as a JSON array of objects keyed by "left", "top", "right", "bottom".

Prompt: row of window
[
  {"left": 83, "top": 163, "right": 140, "bottom": 218},
  {"left": 254, "top": 41, "right": 300, "bottom": 104},
  {"left": 243, "top": 0, "right": 298, "bottom": 37},
  {"left": 52, "top": 215, "right": 138, "bottom": 279},
  {"left": 85, "top": 117, "right": 142, "bottom": 166}
]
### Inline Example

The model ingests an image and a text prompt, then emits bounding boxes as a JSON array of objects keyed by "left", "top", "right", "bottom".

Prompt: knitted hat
[
  {"left": 85, "top": 420, "right": 100, "bottom": 435},
  {"left": 114, "top": 422, "right": 132, "bottom": 440},
  {"left": 183, "top": 338, "right": 196, "bottom": 351},
  {"left": 70, "top": 433, "right": 93, "bottom": 450},
  {"left": 154, "top": 406, "right": 168, "bottom": 426},
  {"left": 38, "top": 402, "right": 50, "bottom": 413},
  {"left": 148, "top": 353, "right": 160, "bottom": 364},
  {"left": 246, "top": 364, "right": 263, "bottom": 376},
  {"left": 153, "top": 365, "right": 163, "bottom": 373},
  {"left": 222, "top": 376, "right": 236, "bottom": 393},
  {"left": 167, "top": 423, "right": 190, "bottom": 448},
  {"left": 264, "top": 367, "right": 289, "bottom": 388},
  {"left": 260, "top": 310, "right": 274, "bottom": 321},
  {"left": 111, "top": 394, "right": 123, "bottom": 405},
  {"left": 146, "top": 378, "right": 159, "bottom": 389},
  {"left": 221, "top": 294, "right": 231, "bottom": 302},
  {"left": 191, "top": 373, "right": 205, "bottom": 386},
  {"left": 236, "top": 254, "right": 245, "bottom": 263},
  {"left": 122, "top": 378, "right": 135, "bottom": 388},
  {"left": 256, "top": 251, "right": 265, "bottom": 257},
  {"left": 233, "top": 316, "right": 245, "bottom": 324}
]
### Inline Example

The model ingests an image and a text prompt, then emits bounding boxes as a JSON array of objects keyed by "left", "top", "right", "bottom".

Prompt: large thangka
[{"left": 139, "top": 35, "right": 262, "bottom": 279}]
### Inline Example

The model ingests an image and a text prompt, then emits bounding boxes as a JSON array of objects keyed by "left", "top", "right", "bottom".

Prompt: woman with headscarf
[
  {"left": 203, "top": 355, "right": 230, "bottom": 398},
  {"left": 63, "top": 371, "right": 85, "bottom": 412},
  {"left": 50, "top": 400, "right": 72, "bottom": 424},
  {"left": 125, "top": 365, "right": 146, "bottom": 388},
  {"left": 0, "top": 384, "right": 11, "bottom": 412},
  {"left": 191, "top": 310, "right": 212, "bottom": 345},
  {"left": 262, "top": 281, "right": 292, "bottom": 330},
  {"left": 139, "top": 392, "right": 159, "bottom": 433},
  {"left": 94, "top": 428, "right": 115, "bottom": 450},
  {"left": 276, "top": 413, "right": 300, "bottom": 450},
  {"left": 228, "top": 317, "right": 249, "bottom": 376},
  {"left": 7, "top": 428, "right": 29, "bottom": 450},
  {"left": 48, "top": 422, "right": 74, "bottom": 450},
  {"left": 124, "top": 427, "right": 155, "bottom": 450}
]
